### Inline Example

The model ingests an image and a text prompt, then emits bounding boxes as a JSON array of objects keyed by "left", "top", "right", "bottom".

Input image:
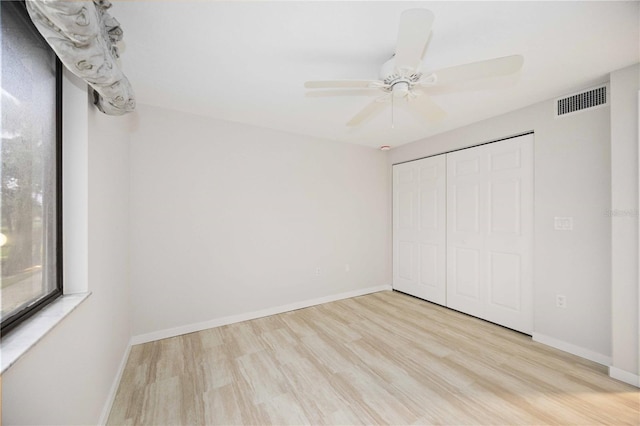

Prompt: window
[{"left": 1, "top": 0, "right": 62, "bottom": 335}]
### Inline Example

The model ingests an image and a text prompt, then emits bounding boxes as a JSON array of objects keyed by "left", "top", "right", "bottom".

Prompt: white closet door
[
  {"left": 393, "top": 155, "right": 446, "bottom": 305},
  {"left": 447, "top": 134, "right": 533, "bottom": 333}
]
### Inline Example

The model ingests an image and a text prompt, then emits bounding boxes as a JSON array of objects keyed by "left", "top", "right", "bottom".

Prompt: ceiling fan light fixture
[{"left": 392, "top": 81, "right": 410, "bottom": 97}]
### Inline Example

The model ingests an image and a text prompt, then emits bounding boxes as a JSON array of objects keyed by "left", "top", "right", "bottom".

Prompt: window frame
[{"left": 1, "top": 0, "right": 63, "bottom": 336}]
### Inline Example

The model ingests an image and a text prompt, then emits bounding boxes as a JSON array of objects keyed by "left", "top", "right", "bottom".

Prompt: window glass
[{"left": 1, "top": 1, "right": 61, "bottom": 332}]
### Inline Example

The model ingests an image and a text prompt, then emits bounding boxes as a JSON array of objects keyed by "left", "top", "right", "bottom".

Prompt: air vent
[{"left": 556, "top": 84, "right": 608, "bottom": 117}]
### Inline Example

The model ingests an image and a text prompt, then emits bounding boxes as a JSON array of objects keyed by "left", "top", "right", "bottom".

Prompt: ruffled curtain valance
[{"left": 26, "top": 0, "right": 135, "bottom": 115}]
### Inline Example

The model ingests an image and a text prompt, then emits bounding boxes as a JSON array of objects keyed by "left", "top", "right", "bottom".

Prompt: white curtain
[{"left": 26, "top": 0, "right": 135, "bottom": 115}]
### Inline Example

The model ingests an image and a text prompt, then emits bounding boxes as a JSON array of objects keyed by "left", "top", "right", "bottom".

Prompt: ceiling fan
[{"left": 304, "top": 9, "right": 524, "bottom": 127}]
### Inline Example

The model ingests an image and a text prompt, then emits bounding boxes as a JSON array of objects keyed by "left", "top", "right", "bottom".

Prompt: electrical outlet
[
  {"left": 556, "top": 294, "right": 567, "bottom": 308},
  {"left": 345, "top": 264, "right": 350, "bottom": 272},
  {"left": 315, "top": 267, "right": 321, "bottom": 276}
]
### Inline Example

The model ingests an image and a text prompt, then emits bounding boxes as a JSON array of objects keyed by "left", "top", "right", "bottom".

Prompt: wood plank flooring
[{"left": 107, "top": 291, "right": 639, "bottom": 425}]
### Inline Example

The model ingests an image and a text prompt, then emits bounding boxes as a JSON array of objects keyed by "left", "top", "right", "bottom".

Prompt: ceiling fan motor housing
[{"left": 379, "top": 56, "right": 437, "bottom": 97}]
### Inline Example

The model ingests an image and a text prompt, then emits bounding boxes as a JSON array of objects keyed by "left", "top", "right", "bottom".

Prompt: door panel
[
  {"left": 490, "top": 180, "right": 520, "bottom": 234},
  {"left": 454, "top": 247, "right": 481, "bottom": 299},
  {"left": 398, "top": 190, "right": 413, "bottom": 229},
  {"left": 483, "top": 135, "right": 533, "bottom": 332},
  {"left": 447, "top": 145, "right": 487, "bottom": 318},
  {"left": 447, "top": 134, "right": 533, "bottom": 333},
  {"left": 398, "top": 168, "right": 413, "bottom": 183},
  {"left": 393, "top": 155, "right": 446, "bottom": 305},
  {"left": 397, "top": 241, "right": 414, "bottom": 280},
  {"left": 488, "top": 251, "right": 521, "bottom": 311},
  {"left": 454, "top": 157, "right": 480, "bottom": 176},
  {"left": 453, "top": 183, "right": 480, "bottom": 233},
  {"left": 419, "top": 163, "right": 439, "bottom": 180},
  {"left": 490, "top": 149, "right": 521, "bottom": 171},
  {"left": 419, "top": 244, "right": 438, "bottom": 288}
]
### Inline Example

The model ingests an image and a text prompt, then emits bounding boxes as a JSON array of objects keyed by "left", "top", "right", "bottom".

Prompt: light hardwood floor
[{"left": 108, "top": 291, "right": 639, "bottom": 425}]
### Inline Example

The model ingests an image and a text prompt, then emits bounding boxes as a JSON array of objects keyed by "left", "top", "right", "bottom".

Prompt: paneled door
[
  {"left": 393, "top": 155, "right": 447, "bottom": 305},
  {"left": 446, "top": 134, "right": 534, "bottom": 333}
]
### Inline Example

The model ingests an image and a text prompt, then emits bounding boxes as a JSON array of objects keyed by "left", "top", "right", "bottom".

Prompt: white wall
[
  {"left": 129, "top": 105, "right": 390, "bottom": 338},
  {"left": 610, "top": 63, "right": 639, "bottom": 383},
  {"left": 2, "top": 73, "right": 133, "bottom": 424},
  {"left": 390, "top": 80, "right": 612, "bottom": 361}
]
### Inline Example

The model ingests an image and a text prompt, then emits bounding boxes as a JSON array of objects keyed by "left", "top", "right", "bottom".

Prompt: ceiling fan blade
[
  {"left": 431, "top": 55, "right": 524, "bottom": 86},
  {"left": 347, "top": 98, "right": 388, "bottom": 127},
  {"left": 304, "top": 80, "right": 383, "bottom": 89},
  {"left": 306, "top": 89, "right": 383, "bottom": 98},
  {"left": 394, "top": 9, "right": 434, "bottom": 73},
  {"left": 408, "top": 93, "right": 446, "bottom": 122}
]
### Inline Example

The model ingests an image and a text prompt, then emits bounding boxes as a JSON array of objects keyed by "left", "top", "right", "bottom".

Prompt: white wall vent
[{"left": 555, "top": 84, "right": 608, "bottom": 117}]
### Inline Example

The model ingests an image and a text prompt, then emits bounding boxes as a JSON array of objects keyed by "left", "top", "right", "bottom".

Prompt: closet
[{"left": 392, "top": 133, "right": 533, "bottom": 334}]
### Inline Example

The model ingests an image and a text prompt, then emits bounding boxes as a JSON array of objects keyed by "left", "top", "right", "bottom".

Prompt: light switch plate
[{"left": 554, "top": 217, "right": 573, "bottom": 231}]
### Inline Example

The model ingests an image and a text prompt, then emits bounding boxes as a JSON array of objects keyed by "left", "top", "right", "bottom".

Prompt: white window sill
[{"left": 1, "top": 292, "right": 91, "bottom": 374}]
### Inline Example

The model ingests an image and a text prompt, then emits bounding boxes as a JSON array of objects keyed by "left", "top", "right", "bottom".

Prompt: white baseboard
[
  {"left": 99, "top": 339, "right": 133, "bottom": 425},
  {"left": 131, "top": 285, "right": 392, "bottom": 346},
  {"left": 532, "top": 333, "right": 612, "bottom": 366},
  {"left": 609, "top": 366, "right": 640, "bottom": 387}
]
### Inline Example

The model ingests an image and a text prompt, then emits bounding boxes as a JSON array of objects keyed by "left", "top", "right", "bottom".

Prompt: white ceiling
[{"left": 115, "top": 1, "right": 639, "bottom": 149}]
